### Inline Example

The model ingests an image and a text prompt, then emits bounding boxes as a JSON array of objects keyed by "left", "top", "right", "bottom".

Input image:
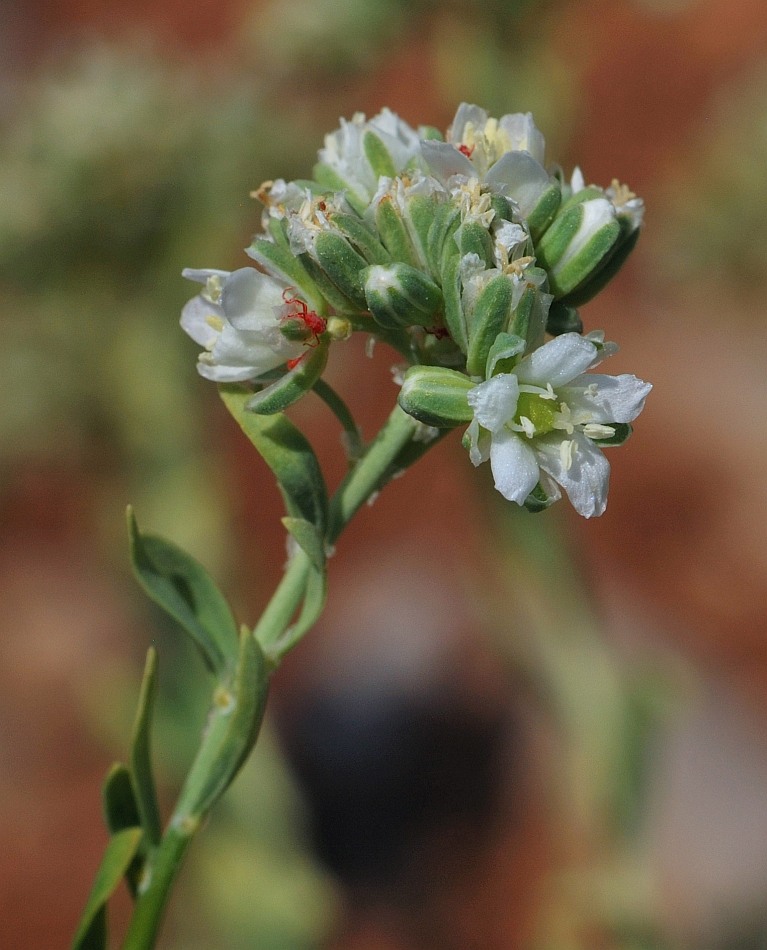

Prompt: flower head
[
  {"left": 465, "top": 332, "right": 651, "bottom": 517},
  {"left": 181, "top": 267, "right": 314, "bottom": 381}
]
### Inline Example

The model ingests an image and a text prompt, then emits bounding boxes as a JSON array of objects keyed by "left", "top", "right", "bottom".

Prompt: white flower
[
  {"left": 180, "top": 267, "right": 307, "bottom": 382},
  {"left": 465, "top": 333, "right": 651, "bottom": 517},
  {"left": 420, "top": 103, "right": 553, "bottom": 219},
  {"left": 317, "top": 108, "right": 422, "bottom": 209}
]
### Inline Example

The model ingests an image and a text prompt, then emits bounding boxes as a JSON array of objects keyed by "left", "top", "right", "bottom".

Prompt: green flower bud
[
  {"left": 457, "top": 220, "right": 495, "bottom": 270},
  {"left": 535, "top": 197, "right": 621, "bottom": 298},
  {"left": 363, "top": 263, "right": 443, "bottom": 329},
  {"left": 545, "top": 300, "right": 583, "bottom": 336},
  {"left": 327, "top": 211, "right": 392, "bottom": 265},
  {"left": 426, "top": 202, "right": 461, "bottom": 276},
  {"left": 398, "top": 365, "right": 474, "bottom": 428},
  {"left": 363, "top": 130, "right": 399, "bottom": 179},
  {"left": 439, "top": 243, "right": 468, "bottom": 354},
  {"left": 525, "top": 180, "right": 562, "bottom": 243}
]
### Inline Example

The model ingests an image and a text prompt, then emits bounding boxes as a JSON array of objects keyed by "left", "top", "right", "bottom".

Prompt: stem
[
  {"left": 312, "top": 378, "right": 364, "bottom": 462},
  {"left": 252, "top": 548, "right": 312, "bottom": 651},
  {"left": 121, "top": 826, "right": 193, "bottom": 950},
  {"left": 327, "top": 404, "right": 418, "bottom": 543}
]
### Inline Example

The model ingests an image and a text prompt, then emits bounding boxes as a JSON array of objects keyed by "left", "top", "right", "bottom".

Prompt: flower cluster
[{"left": 182, "top": 103, "right": 650, "bottom": 517}]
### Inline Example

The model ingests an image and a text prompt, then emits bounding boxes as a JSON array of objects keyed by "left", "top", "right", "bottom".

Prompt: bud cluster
[{"left": 182, "top": 103, "right": 651, "bottom": 516}]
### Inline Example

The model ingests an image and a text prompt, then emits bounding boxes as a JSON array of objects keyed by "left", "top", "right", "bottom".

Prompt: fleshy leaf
[
  {"left": 246, "top": 340, "right": 329, "bottom": 415},
  {"left": 219, "top": 387, "right": 328, "bottom": 533},
  {"left": 130, "top": 648, "right": 162, "bottom": 847},
  {"left": 127, "top": 509, "right": 239, "bottom": 676},
  {"left": 282, "top": 517, "right": 326, "bottom": 571},
  {"left": 72, "top": 827, "right": 144, "bottom": 950}
]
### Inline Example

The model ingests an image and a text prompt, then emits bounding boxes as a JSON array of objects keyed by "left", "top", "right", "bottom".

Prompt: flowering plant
[{"left": 74, "top": 103, "right": 650, "bottom": 949}]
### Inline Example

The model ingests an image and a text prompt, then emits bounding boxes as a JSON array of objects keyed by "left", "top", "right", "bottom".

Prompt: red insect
[
  {"left": 281, "top": 289, "right": 327, "bottom": 370},
  {"left": 458, "top": 143, "right": 475, "bottom": 159}
]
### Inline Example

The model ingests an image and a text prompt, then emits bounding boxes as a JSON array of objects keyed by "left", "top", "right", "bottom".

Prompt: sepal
[
  {"left": 246, "top": 339, "right": 329, "bottom": 414},
  {"left": 363, "top": 263, "right": 443, "bottom": 329},
  {"left": 398, "top": 365, "right": 474, "bottom": 427}
]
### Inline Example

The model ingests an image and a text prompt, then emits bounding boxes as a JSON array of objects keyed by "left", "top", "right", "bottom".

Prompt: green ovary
[{"left": 515, "top": 391, "right": 558, "bottom": 434}]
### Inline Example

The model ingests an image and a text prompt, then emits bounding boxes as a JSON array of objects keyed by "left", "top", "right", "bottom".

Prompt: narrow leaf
[
  {"left": 272, "top": 562, "right": 328, "bottom": 660},
  {"left": 246, "top": 340, "right": 329, "bottom": 415},
  {"left": 102, "top": 765, "right": 143, "bottom": 897},
  {"left": 282, "top": 517, "right": 326, "bottom": 571},
  {"left": 130, "top": 648, "right": 162, "bottom": 846},
  {"left": 72, "top": 827, "right": 143, "bottom": 950},
  {"left": 127, "top": 509, "right": 239, "bottom": 676},
  {"left": 219, "top": 387, "right": 328, "bottom": 533}
]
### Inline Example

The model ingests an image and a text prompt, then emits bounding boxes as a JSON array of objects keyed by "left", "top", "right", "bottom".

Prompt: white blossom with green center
[{"left": 465, "top": 332, "right": 651, "bottom": 517}]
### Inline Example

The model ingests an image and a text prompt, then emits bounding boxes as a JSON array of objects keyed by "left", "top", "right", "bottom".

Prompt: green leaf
[
  {"left": 219, "top": 387, "right": 328, "bottom": 534},
  {"left": 363, "top": 130, "right": 397, "bottom": 178},
  {"left": 271, "top": 560, "right": 328, "bottom": 660},
  {"left": 246, "top": 340, "right": 329, "bottom": 415},
  {"left": 127, "top": 509, "right": 239, "bottom": 676},
  {"left": 175, "top": 629, "right": 269, "bottom": 817},
  {"left": 102, "top": 765, "right": 143, "bottom": 897},
  {"left": 281, "top": 517, "right": 326, "bottom": 571},
  {"left": 130, "top": 648, "right": 162, "bottom": 846},
  {"left": 72, "top": 827, "right": 143, "bottom": 950}
]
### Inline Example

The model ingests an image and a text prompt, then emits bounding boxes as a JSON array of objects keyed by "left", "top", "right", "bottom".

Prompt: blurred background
[{"left": 3, "top": 0, "right": 767, "bottom": 947}]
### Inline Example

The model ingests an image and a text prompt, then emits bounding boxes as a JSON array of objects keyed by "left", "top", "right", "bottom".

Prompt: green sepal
[
  {"left": 526, "top": 181, "right": 562, "bottom": 243},
  {"left": 327, "top": 212, "right": 392, "bottom": 264},
  {"left": 72, "top": 827, "right": 144, "bottom": 950},
  {"left": 405, "top": 193, "right": 441, "bottom": 266},
  {"left": 426, "top": 202, "right": 461, "bottom": 277},
  {"left": 508, "top": 275, "right": 549, "bottom": 350},
  {"left": 523, "top": 481, "right": 559, "bottom": 513},
  {"left": 127, "top": 508, "right": 239, "bottom": 676},
  {"left": 129, "top": 647, "right": 162, "bottom": 847},
  {"left": 363, "top": 130, "right": 397, "bottom": 178},
  {"left": 537, "top": 201, "right": 621, "bottom": 298},
  {"left": 457, "top": 220, "right": 495, "bottom": 269},
  {"left": 466, "top": 274, "right": 514, "bottom": 377},
  {"left": 246, "top": 340, "right": 329, "bottom": 415},
  {"left": 297, "top": 251, "right": 361, "bottom": 314},
  {"left": 558, "top": 184, "right": 605, "bottom": 213},
  {"left": 363, "top": 263, "right": 443, "bottom": 329},
  {"left": 374, "top": 197, "right": 419, "bottom": 266},
  {"left": 419, "top": 125, "right": 443, "bottom": 141},
  {"left": 246, "top": 238, "right": 327, "bottom": 315},
  {"left": 219, "top": 386, "right": 328, "bottom": 532},
  {"left": 313, "top": 231, "right": 368, "bottom": 310},
  {"left": 175, "top": 627, "right": 269, "bottom": 817},
  {"left": 593, "top": 422, "right": 632, "bottom": 447},
  {"left": 485, "top": 332, "right": 526, "bottom": 378},
  {"left": 281, "top": 517, "right": 326, "bottom": 571},
  {"left": 265, "top": 217, "right": 291, "bottom": 250},
  {"left": 546, "top": 300, "right": 583, "bottom": 335},
  {"left": 398, "top": 365, "right": 474, "bottom": 427},
  {"left": 312, "top": 162, "right": 367, "bottom": 215},
  {"left": 559, "top": 223, "right": 640, "bottom": 307},
  {"left": 489, "top": 194, "right": 516, "bottom": 222},
  {"left": 440, "top": 245, "right": 468, "bottom": 354}
]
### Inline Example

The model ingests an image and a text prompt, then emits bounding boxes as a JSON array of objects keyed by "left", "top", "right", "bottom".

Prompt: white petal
[
  {"left": 561, "top": 374, "right": 652, "bottom": 424},
  {"left": 489, "top": 430, "right": 540, "bottom": 505},
  {"left": 420, "top": 139, "right": 476, "bottom": 182},
  {"left": 181, "top": 295, "right": 222, "bottom": 347},
  {"left": 209, "top": 324, "right": 296, "bottom": 378},
  {"left": 535, "top": 430, "right": 610, "bottom": 518},
  {"left": 497, "top": 112, "right": 546, "bottom": 164},
  {"left": 448, "top": 103, "right": 489, "bottom": 144},
  {"left": 221, "top": 268, "right": 285, "bottom": 333},
  {"left": 181, "top": 267, "right": 229, "bottom": 285},
  {"left": 465, "top": 418, "right": 491, "bottom": 466},
  {"left": 485, "top": 151, "right": 550, "bottom": 215},
  {"left": 514, "top": 333, "right": 598, "bottom": 388},
  {"left": 467, "top": 375, "right": 520, "bottom": 433}
]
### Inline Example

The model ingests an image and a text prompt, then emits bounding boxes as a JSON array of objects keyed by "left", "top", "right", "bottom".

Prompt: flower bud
[
  {"left": 363, "top": 263, "right": 443, "bottom": 329},
  {"left": 535, "top": 197, "right": 621, "bottom": 298},
  {"left": 465, "top": 273, "right": 515, "bottom": 377},
  {"left": 374, "top": 195, "right": 419, "bottom": 267},
  {"left": 327, "top": 211, "right": 392, "bottom": 265},
  {"left": 398, "top": 365, "right": 474, "bottom": 427}
]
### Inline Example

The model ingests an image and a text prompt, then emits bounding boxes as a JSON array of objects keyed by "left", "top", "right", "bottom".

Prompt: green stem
[
  {"left": 252, "top": 549, "right": 312, "bottom": 652},
  {"left": 312, "top": 378, "right": 364, "bottom": 462},
  {"left": 121, "top": 826, "right": 193, "bottom": 950}
]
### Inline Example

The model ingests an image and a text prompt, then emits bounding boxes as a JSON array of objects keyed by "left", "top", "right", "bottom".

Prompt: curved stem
[{"left": 312, "top": 378, "right": 364, "bottom": 463}]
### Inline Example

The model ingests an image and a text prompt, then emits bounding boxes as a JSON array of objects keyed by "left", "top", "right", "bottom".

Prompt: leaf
[
  {"left": 71, "top": 827, "right": 143, "bottom": 950},
  {"left": 281, "top": 517, "right": 326, "bottom": 571},
  {"left": 127, "top": 508, "right": 239, "bottom": 676},
  {"left": 219, "top": 387, "right": 328, "bottom": 533},
  {"left": 130, "top": 648, "right": 162, "bottom": 847},
  {"left": 246, "top": 341, "right": 329, "bottom": 415},
  {"left": 175, "top": 629, "right": 270, "bottom": 818},
  {"left": 272, "top": 560, "right": 328, "bottom": 661},
  {"left": 102, "top": 764, "right": 143, "bottom": 898}
]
